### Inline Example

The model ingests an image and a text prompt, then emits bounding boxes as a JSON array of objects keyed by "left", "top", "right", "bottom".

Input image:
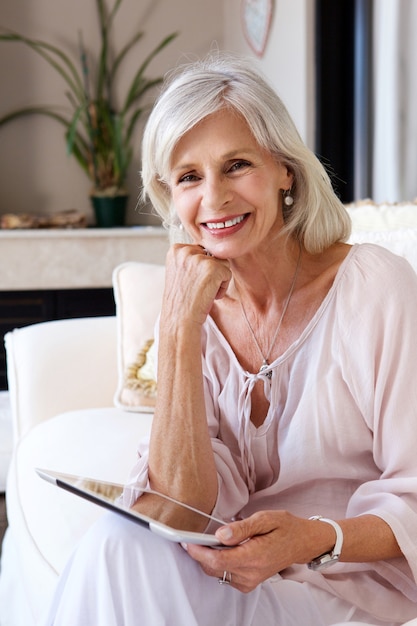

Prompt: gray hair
[{"left": 141, "top": 53, "right": 351, "bottom": 253}]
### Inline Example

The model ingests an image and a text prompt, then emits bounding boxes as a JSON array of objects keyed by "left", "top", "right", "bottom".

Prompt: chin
[{"left": 207, "top": 247, "right": 242, "bottom": 261}]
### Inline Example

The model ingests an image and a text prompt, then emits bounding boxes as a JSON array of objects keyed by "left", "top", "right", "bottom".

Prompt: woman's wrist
[{"left": 307, "top": 516, "right": 343, "bottom": 570}]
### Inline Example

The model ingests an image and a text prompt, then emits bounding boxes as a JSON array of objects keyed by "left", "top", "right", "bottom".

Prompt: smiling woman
[
  {"left": 141, "top": 55, "right": 350, "bottom": 253},
  {"left": 43, "top": 53, "right": 417, "bottom": 626},
  {"left": 167, "top": 108, "right": 293, "bottom": 260}
]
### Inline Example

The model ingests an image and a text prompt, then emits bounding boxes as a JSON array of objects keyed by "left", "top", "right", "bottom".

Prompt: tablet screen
[{"left": 36, "top": 469, "right": 227, "bottom": 546}]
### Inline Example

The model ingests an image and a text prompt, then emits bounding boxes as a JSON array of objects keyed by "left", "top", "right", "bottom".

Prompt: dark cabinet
[{"left": 0, "top": 288, "right": 115, "bottom": 389}]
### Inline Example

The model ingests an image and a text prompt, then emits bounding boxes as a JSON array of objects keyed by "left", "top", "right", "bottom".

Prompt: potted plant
[{"left": 0, "top": 0, "right": 177, "bottom": 227}]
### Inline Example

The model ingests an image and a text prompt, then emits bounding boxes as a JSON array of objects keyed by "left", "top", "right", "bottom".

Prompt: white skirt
[{"left": 41, "top": 513, "right": 396, "bottom": 626}]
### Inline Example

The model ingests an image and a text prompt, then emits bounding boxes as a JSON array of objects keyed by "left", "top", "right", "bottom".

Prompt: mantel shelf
[{"left": 0, "top": 226, "right": 169, "bottom": 290}]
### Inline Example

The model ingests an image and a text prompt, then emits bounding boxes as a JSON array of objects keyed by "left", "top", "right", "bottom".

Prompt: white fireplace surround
[{"left": 0, "top": 227, "right": 169, "bottom": 290}]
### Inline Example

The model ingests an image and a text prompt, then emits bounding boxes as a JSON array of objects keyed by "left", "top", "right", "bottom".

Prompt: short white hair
[{"left": 141, "top": 53, "right": 351, "bottom": 253}]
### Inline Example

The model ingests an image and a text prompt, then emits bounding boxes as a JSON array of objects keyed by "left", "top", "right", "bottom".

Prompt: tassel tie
[{"left": 237, "top": 370, "right": 272, "bottom": 493}]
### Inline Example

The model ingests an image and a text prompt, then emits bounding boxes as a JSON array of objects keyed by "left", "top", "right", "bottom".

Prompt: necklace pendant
[{"left": 259, "top": 361, "right": 272, "bottom": 379}]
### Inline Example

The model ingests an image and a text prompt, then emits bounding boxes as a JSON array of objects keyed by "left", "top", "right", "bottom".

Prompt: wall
[
  {"left": 0, "top": 0, "right": 312, "bottom": 225},
  {"left": 223, "top": 0, "right": 315, "bottom": 147},
  {"left": 0, "top": 0, "right": 223, "bottom": 225}
]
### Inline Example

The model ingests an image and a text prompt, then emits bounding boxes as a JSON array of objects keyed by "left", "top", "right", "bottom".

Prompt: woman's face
[{"left": 168, "top": 108, "right": 293, "bottom": 260}]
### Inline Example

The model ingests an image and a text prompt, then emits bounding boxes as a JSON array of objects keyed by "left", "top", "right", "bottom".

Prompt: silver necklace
[{"left": 237, "top": 247, "right": 302, "bottom": 378}]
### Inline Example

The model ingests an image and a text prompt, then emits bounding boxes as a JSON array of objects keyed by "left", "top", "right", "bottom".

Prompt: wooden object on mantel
[
  {"left": 0, "top": 226, "right": 169, "bottom": 290},
  {"left": 1, "top": 209, "right": 87, "bottom": 229}
]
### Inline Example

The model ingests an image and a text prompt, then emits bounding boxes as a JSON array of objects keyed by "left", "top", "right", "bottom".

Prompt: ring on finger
[{"left": 218, "top": 570, "right": 232, "bottom": 585}]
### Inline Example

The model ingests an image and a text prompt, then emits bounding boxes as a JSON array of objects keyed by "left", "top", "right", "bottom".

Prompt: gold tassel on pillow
[{"left": 124, "top": 339, "right": 157, "bottom": 398}]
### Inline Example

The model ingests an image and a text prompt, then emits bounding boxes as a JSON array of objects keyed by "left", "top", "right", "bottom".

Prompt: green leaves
[
  {"left": 0, "top": 1, "right": 177, "bottom": 192},
  {"left": 0, "top": 31, "right": 85, "bottom": 102}
]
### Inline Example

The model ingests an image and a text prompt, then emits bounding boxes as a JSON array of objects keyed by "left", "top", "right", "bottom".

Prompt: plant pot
[{"left": 91, "top": 194, "right": 128, "bottom": 227}]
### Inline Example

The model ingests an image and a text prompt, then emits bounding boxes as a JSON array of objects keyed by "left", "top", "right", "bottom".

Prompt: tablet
[{"left": 36, "top": 468, "right": 226, "bottom": 547}]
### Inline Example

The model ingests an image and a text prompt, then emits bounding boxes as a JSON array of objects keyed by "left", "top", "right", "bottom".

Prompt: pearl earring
[{"left": 283, "top": 188, "right": 294, "bottom": 207}]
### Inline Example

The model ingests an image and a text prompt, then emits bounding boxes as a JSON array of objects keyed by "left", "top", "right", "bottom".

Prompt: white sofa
[{"left": 2, "top": 201, "right": 417, "bottom": 626}]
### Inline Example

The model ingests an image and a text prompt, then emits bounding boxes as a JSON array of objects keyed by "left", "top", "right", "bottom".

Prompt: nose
[{"left": 201, "top": 174, "right": 232, "bottom": 212}]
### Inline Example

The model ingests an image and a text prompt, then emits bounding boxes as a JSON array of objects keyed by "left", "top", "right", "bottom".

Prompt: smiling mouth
[{"left": 205, "top": 214, "right": 247, "bottom": 230}]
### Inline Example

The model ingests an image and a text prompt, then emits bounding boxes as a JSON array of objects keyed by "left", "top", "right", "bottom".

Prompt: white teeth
[{"left": 206, "top": 215, "right": 245, "bottom": 230}]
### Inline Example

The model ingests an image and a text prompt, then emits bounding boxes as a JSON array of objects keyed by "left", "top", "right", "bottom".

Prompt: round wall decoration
[{"left": 241, "top": 0, "right": 274, "bottom": 57}]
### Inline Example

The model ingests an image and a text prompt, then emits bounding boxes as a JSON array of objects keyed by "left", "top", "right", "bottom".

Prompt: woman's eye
[
  {"left": 228, "top": 160, "right": 251, "bottom": 173},
  {"left": 178, "top": 172, "right": 199, "bottom": 184}
]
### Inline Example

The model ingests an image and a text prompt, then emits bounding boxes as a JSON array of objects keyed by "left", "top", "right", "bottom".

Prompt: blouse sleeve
[{"left": 339, "top": 246, "right": 417, "bottom": 581}]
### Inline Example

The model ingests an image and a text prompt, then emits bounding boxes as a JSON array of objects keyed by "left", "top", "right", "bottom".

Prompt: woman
[{"left": 44, "top": 55, "right": 417, "bottom": 625}]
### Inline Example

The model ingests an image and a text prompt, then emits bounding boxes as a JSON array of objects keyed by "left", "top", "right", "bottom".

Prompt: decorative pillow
[
  {"left": 346, "top": 198, "right": 417, "bottom": 231},
  {"left": 112, "top": 262, "right": 165, "bottom": 412},
  {"left": 348, "top": 228, "right": 417, "bottom": 273},
  {"left": 346, "top": 199, "right": 417, "bottom": 273},
  {"left": 124, "top": 338, "right": 157, "bottom": 408}
]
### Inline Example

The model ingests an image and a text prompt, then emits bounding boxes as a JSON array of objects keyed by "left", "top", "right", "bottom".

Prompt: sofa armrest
[{"left": 5, "top": 316, "right": 118, "bottom": 442}]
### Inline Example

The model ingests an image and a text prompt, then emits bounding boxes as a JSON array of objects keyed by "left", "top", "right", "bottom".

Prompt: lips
[{"left": 205, "top": 214, "right": 246, "bottom": 230}]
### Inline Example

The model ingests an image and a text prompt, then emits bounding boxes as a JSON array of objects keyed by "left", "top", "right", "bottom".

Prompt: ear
[
  {"left": 284, "top": 166, "right": 295, "bottom": 190},
  {"left": 277, "top": 161, "right": 294, "bottom": 191}
]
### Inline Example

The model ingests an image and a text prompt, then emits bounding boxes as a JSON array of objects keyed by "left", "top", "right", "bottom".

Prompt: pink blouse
[{"left": 127, "top": 244, "right": 417, "bottom": 623}]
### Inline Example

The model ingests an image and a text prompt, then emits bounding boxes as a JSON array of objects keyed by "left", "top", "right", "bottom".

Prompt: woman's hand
[
  {"left": 186, "top": 510, "right": 315, "bottom": 593},
  {"left": 186, "top": 510, "right": 403, "bottom": 593},
  {"left": 162, "top": 244, "right": 232, "bottom": 328}
]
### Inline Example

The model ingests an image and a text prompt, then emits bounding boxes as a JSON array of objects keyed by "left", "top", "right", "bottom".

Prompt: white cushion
[
  {"left": 8, "top": 407, "right": 152, "bottom": 576},
  {"left": 347, "top": 199, "right": 417, "bottom": 231},
  {"left": 5, "top": 317, "right": 118, "bottom": 440},
  {"left": 113, "top": 262, "right": 165, "bottom": 412},
  {"left": 348, "top": 228, "right": 417, "bottom": 273},
  {"left": 0, "top": 391, "right": 13, "bottom": 491},
  {"left": 347, "top": 200, "right": 417, "bottom": 273}
]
